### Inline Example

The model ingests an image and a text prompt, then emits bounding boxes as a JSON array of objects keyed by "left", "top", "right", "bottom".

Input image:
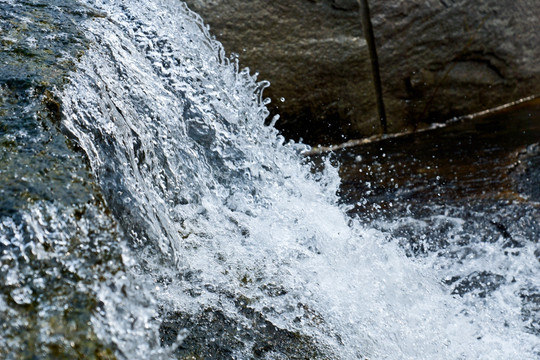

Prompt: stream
[{"left": 1, "top": 0, "right": 539, "bottom": 359}]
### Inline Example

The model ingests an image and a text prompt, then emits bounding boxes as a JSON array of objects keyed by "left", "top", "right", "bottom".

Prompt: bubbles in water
[{"left": 54, "top": 0, "right": 540, "bottom": 359}]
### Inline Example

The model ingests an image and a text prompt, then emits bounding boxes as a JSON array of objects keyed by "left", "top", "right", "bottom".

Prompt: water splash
[
  {"left": 0, "top": 202, "right": 123, "bottom": 358},
  {"left": 57, "top": 0, "right": 539, "bottom": 358}
]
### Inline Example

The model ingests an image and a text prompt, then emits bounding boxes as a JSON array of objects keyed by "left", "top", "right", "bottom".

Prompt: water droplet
[{"left": 10, "top": 286, "right": 33, "bottom": 305}]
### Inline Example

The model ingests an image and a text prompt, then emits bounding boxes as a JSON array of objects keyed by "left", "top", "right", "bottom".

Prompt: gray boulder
[{"left": 184, "top": 0, "right": 540, "bottom": 144}]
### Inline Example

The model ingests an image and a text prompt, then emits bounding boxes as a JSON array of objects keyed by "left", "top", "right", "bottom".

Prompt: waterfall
[{"left": 1, "top": 0, "right": 537, "bottom": 358}]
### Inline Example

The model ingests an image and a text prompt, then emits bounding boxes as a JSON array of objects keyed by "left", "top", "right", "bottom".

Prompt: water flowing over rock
[
  {"left": 184, "top": 0, "right": 540, "bottom": 144},
  {"left": 0, "top": 2, "right": 125, "bottom": 357},
  {"left": 1, "top": 0, "right": 539, "bottom": 359}
]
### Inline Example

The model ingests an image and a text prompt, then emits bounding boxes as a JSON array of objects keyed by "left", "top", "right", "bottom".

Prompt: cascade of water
[{"left": 55, "top": 0, "right": 539, "bottom": 358}]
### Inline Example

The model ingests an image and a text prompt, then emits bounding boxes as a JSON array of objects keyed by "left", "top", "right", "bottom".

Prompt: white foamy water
[{"left": 59, "top": 0, "right": 539, "bottom": 358}]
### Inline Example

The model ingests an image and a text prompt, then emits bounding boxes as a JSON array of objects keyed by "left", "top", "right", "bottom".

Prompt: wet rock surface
[
  {"left": 184, "top": 0, "right": 540, "bottom": 144},
  {"left": 0, "top": 2, "right": 122, "bottom": 358},
  {"left": 160, "top": 302, "right": 333, "bottom": 359},
  {"left": 510, "top": 143, "right": 540, "bottom": 203},
  {"left": 326, "top": 99, "right": 540, "bottom": 216},
  {"left": 322, "top": 100, "right": 540, "bottom": 267}
]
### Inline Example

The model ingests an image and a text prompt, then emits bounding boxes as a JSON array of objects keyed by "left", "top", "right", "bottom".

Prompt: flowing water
[{"left": 1, "top": 0, "right": 539, "bottom": 359}]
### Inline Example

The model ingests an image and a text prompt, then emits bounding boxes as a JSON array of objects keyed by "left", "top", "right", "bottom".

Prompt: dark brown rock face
[
  {"left": 372, "top": 0, "right": 540, "bottom": 134},
  {"left": 185, "top": 0, "right": 540, "bottom": 145}
]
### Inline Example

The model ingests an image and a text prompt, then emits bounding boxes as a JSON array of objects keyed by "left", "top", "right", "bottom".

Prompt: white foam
[{"left": 60, "top": 0, "right": 539, "bottom": 358}]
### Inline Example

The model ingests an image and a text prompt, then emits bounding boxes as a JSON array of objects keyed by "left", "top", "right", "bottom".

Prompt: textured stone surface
[
  {"left": 185, "top": 0, "right": 540, "bottom": 145},
  {"left": 371, "top": 0, "right": 540, "bottom": 133},
  {"left": 0, "top": 2, "right": 123, "bottom": 358}
]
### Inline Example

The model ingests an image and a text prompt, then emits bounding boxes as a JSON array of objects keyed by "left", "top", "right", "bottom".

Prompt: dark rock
[
  {"left": 372, "top": 0, "right": 540, "bottom": 132},
  {"left": 330, "top": 0, "right": 359, "bottom": 11},
  {"left": 160, "top": 300, "right": 334, "bottom": 359},
  {"left": 184, "top": 0, "right": 540, "bottom": 144},
  {"left": 510, "top": 143, "right": 540, "bottom": 202},
  {"left": 520, "top": 288, "right": 540, "bottom": 335},
  {"left": 449, "top": 271, "right": 505, "bottom": 298},
  {"left": 0, "top": 2, "right": 122, "bottom": 358}
]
